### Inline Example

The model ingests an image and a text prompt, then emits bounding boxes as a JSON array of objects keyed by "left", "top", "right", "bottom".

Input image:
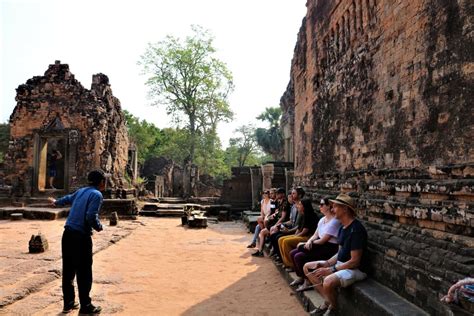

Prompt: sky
[{"left": 0, "top": 0, "right": 306, "bottom": 147}]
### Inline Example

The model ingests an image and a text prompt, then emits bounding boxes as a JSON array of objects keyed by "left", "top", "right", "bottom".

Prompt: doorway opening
[{"left": 37, "top": 137, "right": 66, "bottom": 192}]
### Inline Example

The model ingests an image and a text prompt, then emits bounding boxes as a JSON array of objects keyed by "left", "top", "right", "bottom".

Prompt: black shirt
[
  {"left": 302, "top": 209, "right": 318, "bottom": 236},
  {"left": 337, "top": 219, "right": 368, "bottom": 271}
]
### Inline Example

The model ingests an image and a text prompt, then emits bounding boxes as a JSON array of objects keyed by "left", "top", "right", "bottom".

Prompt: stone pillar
[
  {"left": 285, "top": 168, "right": 294, "bottom": 194},
  {"left": 250, "top": 167, "right": 262, "bottom": 209},
  {"left": 261, "top": 163, "right": 274, "bottom": 190}
]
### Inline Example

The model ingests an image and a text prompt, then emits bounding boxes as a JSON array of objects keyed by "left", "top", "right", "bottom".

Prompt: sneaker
[
  {"left": 246, "top": 242, "right": 256, "bottom": 248},
  {"left": 79, "top": 304, "right": 102, "bottom": 314},
  {"left": 309, "top": 304, "right": 329, "bottom": 316},
  {"left": 251, "top": 250, "right": 264, "bottom": 257},
  {"left": 323, "top": 308, "right": 337, "bottom": 316},
  {"left": 62, "top": 303, "right": 79, "bottom": 314}
]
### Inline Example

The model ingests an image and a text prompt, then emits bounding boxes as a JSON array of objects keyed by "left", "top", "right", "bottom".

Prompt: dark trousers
[
  {"left": 62, "top": 228, "right": 93, "bottom": 307},
  {"left": 290, "top": 242, "right": 339, "bottom": 277},
  {"left": 270, "top": 231, "right": 291, "bottom": 258}
]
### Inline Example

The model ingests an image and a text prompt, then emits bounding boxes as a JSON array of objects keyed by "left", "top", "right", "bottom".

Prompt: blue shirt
[
  {"left": 55, "top": 186, "right": 103, "bottom": 235},
  {"left": 337, "top": 219, "right": 368, "bottom": 271}
]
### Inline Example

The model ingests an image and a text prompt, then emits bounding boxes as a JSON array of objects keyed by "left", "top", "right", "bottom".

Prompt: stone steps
[
  {"left": 139, "top": 209, "right": 184, "bottom": 217},
  {"left": 0, "top": 207, "right": 70, "bottom": 220},
  {"left": 159, "top": 197, "right": 185, "bottom": 204}
]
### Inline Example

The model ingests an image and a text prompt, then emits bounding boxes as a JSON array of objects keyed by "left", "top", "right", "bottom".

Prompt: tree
[
  {"left": 124, "top": 111, "right": 161, "bottom": 164},
  {"left": 229, "top": 125, "right": 258, "bottom": 167},
  {"left": 255, "top": 107, "right": 284, "bottom": 160},
  {"left": 139, "top": 25, "right": 234, "bottom": 164},
  {"left": 124, "top": 110, "right": 192, "bottom": 165}
]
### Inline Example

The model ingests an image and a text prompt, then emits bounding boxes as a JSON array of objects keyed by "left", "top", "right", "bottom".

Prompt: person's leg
[
  {"left": 250, "top": 224, "right": 261, "bottom": 245},
  {"left": 293, "top": 251, "right": 310, "bottom": 277},
  {"left": 321, "top": 274, "right": 341, "bottom": 311},
  {"left": 76, "top": 235, "right": 93, "bottom": 307},
  {"left": 277, "top": 235, "right": 292, "bottom": 263},
  {"left": 281, "top": 236, "right": 307, "bottom": 268},
  {"left": 62, "top": 230, "right": 77, "bottom": 309},
  {"left": 271, "top": 232, "right": 284, "bottom": 258},
  {"left": 257, "top": 228, "right": 269, "bottom": 252}
]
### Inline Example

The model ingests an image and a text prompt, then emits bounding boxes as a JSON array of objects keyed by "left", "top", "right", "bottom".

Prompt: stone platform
[
  {"left": 0, "top": 206, "right": 70, "bottom": 220},
  {"left": 265, "top": 247, "right": 430, "bottom": 315}
]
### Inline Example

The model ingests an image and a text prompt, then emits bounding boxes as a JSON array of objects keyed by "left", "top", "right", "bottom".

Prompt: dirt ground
[{"left": 0, "top": 217, "right": 305, "bottom": 315}]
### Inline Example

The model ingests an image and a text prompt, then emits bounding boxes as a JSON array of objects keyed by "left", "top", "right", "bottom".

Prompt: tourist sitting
[
  {"left": 441, "top": 277, "right": 474, "bottom": 313},
  {"left": 278, "top": 198, "right": 318, "bottom": 269},
  {"left": 265, "top": 187, "right": 304, "bottom": 259},
  {"left": 304, "top": 193, "right": 368, "bottom": 316},
  {"left": 247, "top": 190, "right": 272, "bottom": 249},
  {"left": 253, "top": 188, "right": 290, "bottom": 257},
  {"left": 289, "top": 197, "right": 340, "bottom": 291}
]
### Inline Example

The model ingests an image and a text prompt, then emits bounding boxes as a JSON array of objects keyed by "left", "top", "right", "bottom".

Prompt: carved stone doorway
[{"left": 34, "top": 134, "right": 67, "bottom": 193}]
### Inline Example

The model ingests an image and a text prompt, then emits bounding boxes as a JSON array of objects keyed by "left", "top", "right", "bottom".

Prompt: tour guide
[
  {"left": 303, "top": 193, "right": 368, "bottom": 316},
  {"left": 49, "top": 169, "right": 108, "bottom": 315}
]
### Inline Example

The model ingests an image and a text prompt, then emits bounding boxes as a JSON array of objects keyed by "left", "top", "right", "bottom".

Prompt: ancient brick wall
[
  {"left": 283, "top": 0, "right": 473, "bottom": 314},
  {"left": 4, "top": 61, "right": 129, "bottom": 195}
]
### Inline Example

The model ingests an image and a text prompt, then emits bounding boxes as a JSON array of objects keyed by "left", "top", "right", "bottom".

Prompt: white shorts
[{"left": 334, "top": 261, "right": 367, "bottom": 288}]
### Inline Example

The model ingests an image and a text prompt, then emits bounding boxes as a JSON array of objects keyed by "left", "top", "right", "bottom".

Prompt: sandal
[
  {"left": 247, "top": 242, "right": 256, "bottom": 248},
  {"left": 296, "top": 281, "right": 314, "bottom": 292},
  {"left": 290, "top": 278, "right": 304, "bottom": 286},
  {"left": 309, "top": 304, "right": 328, "bottom": 316}
]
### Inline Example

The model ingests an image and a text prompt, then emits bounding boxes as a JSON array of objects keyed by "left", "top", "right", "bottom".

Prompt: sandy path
[{"left": 2, "top": 218, "right": 305, "bottom": 315}]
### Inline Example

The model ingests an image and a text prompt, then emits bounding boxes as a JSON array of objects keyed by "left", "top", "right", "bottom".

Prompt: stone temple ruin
[
  {"left": 279, "top": 0, "right": 473, "bottom": 315},
  {"left": 4, "top": 61, "right": 131, "bottom": 198}
]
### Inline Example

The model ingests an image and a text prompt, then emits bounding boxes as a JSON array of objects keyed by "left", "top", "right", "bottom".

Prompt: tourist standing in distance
[
  {"left": 304, "top": 193, "right": 368, "bottom": 316},
  {"left": 47, "top": 149, "right": 62, "bottom": 189},
  {"left": 49, "top": 169, "right": 108, "bottom": 315}
]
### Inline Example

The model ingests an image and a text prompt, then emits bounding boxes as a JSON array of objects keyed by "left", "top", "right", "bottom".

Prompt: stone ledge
[
  {"left": 338, "top": 279, "right": 429, "bottom": 316},
  {"left": 0, "top": 207, "right": 70, "bottom": 220},
  {"left": 265, "top": 247, "right": 428, "bottom": 315}
]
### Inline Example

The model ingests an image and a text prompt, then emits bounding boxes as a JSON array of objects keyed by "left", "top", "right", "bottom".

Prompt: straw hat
[{"left": 329, "top": 193, "right": 356, "bottom": 213}]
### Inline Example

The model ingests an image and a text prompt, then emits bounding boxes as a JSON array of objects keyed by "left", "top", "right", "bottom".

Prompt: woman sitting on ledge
[
  {"left": 277, "top": 198, "right": 318, "bottom": 269},
  {"left": 290, "top": 197, "right": 341, "bottom": 292}
]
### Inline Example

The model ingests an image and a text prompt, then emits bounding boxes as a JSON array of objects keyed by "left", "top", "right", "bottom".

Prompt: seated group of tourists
[{"left": 247, "top": 188, "right": 368, "bottom": 316}]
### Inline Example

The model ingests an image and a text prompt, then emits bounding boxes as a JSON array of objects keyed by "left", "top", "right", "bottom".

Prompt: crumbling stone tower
[
  {"left": 282, "top": 0, "right": 473, "bottom": 314},
  {"left": 4, "top": 61, "right": 129, "bottom": 196}
]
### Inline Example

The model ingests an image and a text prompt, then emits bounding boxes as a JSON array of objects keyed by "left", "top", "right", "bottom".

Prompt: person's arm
[
  {"left": 312, "top": 249, "right": 340, "bottom": 278},
  {"left": 442, "top": 278, "right": 474, "bottom": 302},
  {"left": 56, "top": 150, "right": 62, "bottom": 160},
  {"left": 50, "top": 191, "right": 77, "bottom": 206},
  {"left": 313, "top": 233, "right": 332, "bottom": 245},
  {"left": 296, "top": 227, "right": 309, "bottom": 237},
  {"left": 86, "top": 193, "right": 103, "bottom": 232},
  {"left": 274, "top": 210, "right": 287, "bottom": 226}
]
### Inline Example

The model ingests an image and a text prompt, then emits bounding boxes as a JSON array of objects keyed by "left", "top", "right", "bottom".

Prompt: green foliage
[
  {"left": 256, "top": 107, "right": 282, "bottom": 128},
  {"left": 224, "top": 124, "right": 268, "bottom": 168},
  {"left": 195, "top": 132, "right": 230, "bottom": 180},
  {"left": 125, "top": 110, "right": 191, "bottom": 165},
  {"left": 226, "top": 124, "right": 257, "bottom": 167},
  {"left": 255, "top": 107, "right": 284, "bottom": 160},
  {"left": 139, "top": 25, "right": 234, "bottom": 163},
  {"left": 0, "top": 123, "right": 10, "bottom": 163}
]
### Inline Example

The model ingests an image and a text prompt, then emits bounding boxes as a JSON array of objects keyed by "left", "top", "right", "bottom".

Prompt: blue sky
[{"left": 1, "top": 0, "right": 306, "bottom": 146}]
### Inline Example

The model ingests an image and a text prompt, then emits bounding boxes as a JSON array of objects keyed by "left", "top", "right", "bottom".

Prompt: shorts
[
  {"left": 49, "top": 168, "right": 57, "bottom": 177},
  {"left": 264, "top": 216, "right": 278, "bottom": 229},
  {"left": 334, "top": 261, "right": 367, "bottom": 287}
]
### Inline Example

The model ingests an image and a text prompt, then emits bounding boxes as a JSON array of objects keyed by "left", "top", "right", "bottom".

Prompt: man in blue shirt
[{"left": 49, "top": 169, "right": 108, "bottom": 314}]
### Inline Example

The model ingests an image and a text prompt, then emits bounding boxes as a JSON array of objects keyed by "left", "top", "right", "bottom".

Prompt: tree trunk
[{"left": 189, "top": 115, "right": 196, "bottom": 164}]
